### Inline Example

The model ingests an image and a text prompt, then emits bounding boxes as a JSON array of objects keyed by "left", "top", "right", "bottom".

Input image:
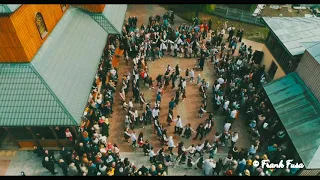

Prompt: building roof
[
  {"left": 263, "top": 17, "right": 320, "bottom": 56},
  {"left": 0, "top": 4, "right": 21, "bottom": 14},
  {"left": 102, "top": 4, "right": 127, "bottom": 34},
  {"left": 0, "top": 7, "right": 108, "bottom": 127},
  {"left": 264, "top": 72, "right": 320, "bottom": 169},
  {"left": 0, "top": 64, "right": 77, "bottom": 127},
  {"left": 304, "top": 42, "right": 320, "bottom": 63}
]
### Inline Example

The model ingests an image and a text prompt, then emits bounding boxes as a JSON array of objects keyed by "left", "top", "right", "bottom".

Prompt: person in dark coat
[
  {"left": 101, "top": 119, "right": 110, "bottom": 137},
  {"left": 171, "top": 72, "right": 177, "bottom": 89},
  {"left": 43, "top": 157, "right": 58, "bottom": 175},
  {"left": 199, "top": 54, "right": 205, "bottom": 71},
  {"left": 174, "top": 90, "right": 180, "bottom": 105},
  {"left": 59, "top": 147, "right": 69, "bottom": 162},
  {"left": 44, "top": 149, "right": 57, "bottom": 163},
  {"left": 33, "top": 145, "right": 44, "bottom": 157},
  {"left": 193, "top": 123, "right": 205, "bottom": 140},
  {"left": 133, "top": 16, "right": 137, "bottom": 28},
  {"left": 208, "top": 19, "right": 213, "bottom": 30},
  {"left": 239, "top": 29, "right": 244, "bottom": 42},
  {"left": 58, "top": 159, "right": 68, "bottom": 176},
  {"left": 214, "top": 158, "right": 223, "bottom": 176},
  {"left": 128, "top": 16, "right": 133, "bottom": 28}
]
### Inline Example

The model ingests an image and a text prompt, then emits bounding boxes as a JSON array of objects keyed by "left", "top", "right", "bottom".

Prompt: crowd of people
[{"left": 29, "top": 10, "right": 300, "bottom": 176}]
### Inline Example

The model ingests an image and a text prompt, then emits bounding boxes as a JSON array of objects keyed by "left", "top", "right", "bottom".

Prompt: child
[{"left": 197, "top": 74, "right": 201, "bottom": 85}]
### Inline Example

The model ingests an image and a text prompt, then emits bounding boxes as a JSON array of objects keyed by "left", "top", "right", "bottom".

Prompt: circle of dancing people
[{"left": 31, "top": 11, "right": 298, "bottom": 176}]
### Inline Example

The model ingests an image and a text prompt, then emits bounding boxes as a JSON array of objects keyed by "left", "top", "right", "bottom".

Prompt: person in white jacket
[
  {"left": 131, "top": 131, "right": 137, "bottom": 147},
  {"left": 185, "top": 144, "right": 196, "bottom": 157},
  {"left": 203, "top": 158, "right": 215, "bottom": 176},
  {"left": 189, "top": 68, "right": 195, "bottom": 82},
  {"left": 168, "top": 136, "right": 176, "bottom": 155},
  {"left": 173, "top": 115, "right": 183, "bottom": 136}
]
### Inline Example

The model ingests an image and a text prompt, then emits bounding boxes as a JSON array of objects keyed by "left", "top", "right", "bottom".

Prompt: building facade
[
  {"left": 295, "top": 42, "right": 320, "bottom": 102},
  {"left": 261, "top": 17, "right": 320, "bottom": 81},
  {"left": 0, "top": 4, "right": 70, "bottom": 62}
]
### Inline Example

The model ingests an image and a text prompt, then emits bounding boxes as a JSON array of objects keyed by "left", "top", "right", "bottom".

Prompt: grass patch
[{"left": 160, "top": 4, "right": 269, "bottom": 43}]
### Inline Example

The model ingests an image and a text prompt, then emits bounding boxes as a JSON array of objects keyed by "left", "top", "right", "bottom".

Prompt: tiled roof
[
  {"left": 0, "top": 64, "right": 77, "bottom": 127},
  {"left": 264, "top": 72, "right": 320, "bottom": 169},
  {"left": 0, "top": 4, "right": 21, "bottom": 14},
  {"left": 263, "top": 17, "right": 320, "bottom": 56}
]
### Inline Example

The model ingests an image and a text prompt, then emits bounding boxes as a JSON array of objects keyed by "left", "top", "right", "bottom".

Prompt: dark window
[
  {"left": 35, "top": 12, "right": 48, "bottom": 39},
  {"left": 8, "top": 128, "right": 33, "bottom": 140},
  {"left": 61, "top": 4, "right": 67, "bottom": 12},
  {"left": 273, "top": 43, "right": 282, "bottom": 59},
  {"left": 267, "top": 33, "right": 277, "bottom": 50},
  {"left": 268, "top": 61, "right": 278, "bottom": 80},
  {"left": 32, "top": 127, "right": 55, "bottom": 140}
]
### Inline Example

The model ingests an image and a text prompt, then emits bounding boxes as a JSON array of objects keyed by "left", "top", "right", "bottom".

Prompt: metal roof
[
  {"left": 263, "top": 17, "right": 320, "bottom": 56},
  {"left": 304, "top": 42, "right": 320, "bottom": 64},
  {"left": 102, "top": 4, "right": 127, "bottom": 34},
  {"left": 264, "top": 72, "right": 320, "bottom": 169},
  {"left": 0, "top": 4, "right": 21, "bottom": 14},
  {"left": 0, "top": 64, "right": 77, "bottom": 127},
  {"left": 31, "top": 7, "right": 108, "bottom": 125},
  {"left": 0, "top": 7, "right": 108, "bottom": 127}
]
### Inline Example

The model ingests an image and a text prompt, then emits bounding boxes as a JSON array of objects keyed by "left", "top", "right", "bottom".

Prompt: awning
[{"left": 264, "top": 72, "right": 320, "bottom": 169}]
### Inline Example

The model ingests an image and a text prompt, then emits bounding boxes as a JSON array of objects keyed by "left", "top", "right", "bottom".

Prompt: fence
[{"left": 211, "top": 5, "right": 265, "bottom": 27}]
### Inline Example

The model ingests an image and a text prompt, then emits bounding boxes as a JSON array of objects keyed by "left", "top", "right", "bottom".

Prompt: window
[
  {"left": 268, "top": 61, "right": 278, "bottom": 80},
  {"left": 61, "top": 4, "right": 67, "bottom": 12},
  {"left": 267, "top": 33, "right": 277, "bottom": 50},
  {"left": 8, "top": 127, "right": 33, "bottom": 140},
  {"left": 32, "top": 127, "right": 55, "bottom": 139},
  {"left": 35, "top": 12, "right": 48, "bottom": 39}
]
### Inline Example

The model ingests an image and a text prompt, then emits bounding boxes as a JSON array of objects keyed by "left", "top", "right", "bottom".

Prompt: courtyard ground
[{"left": 0, "top": 4, "right": 265, "bottom": 176}]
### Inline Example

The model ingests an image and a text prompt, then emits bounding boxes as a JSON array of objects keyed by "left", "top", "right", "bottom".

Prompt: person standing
[
  {"left": 193, "top": 123, "right": 205, "bottom": 140},
  {"left": 169, "top": 98, "right": 175, "bottom": 110},
  {"left": 174, "top": 89, "right": 180, "bottom": 105},
  {"left": 167, "top": 108, "right": 173, "bottom": 126},
  {"left": 230, "top": 132, "right": 238, "bottom": 149},
  {"left": 173, "top": 115, "right": 183, "bottom": 136},
  {"left": 239, "top": 29, "right": 244, "bottom": 42},
  {"left": 208, "top": 19, "right": 213, "bottom": 31},
  {"left": 168, "top": 136, "right": 176, "bottom": 155},
  {"left": 43, "top": 157, "right": 58, "bottom": 175},
  {"left": 149, "top": 147, "right": 156, "bottom": 163},
  {"left": 199, "top": 54, "right": 205, "bottom": 71},
  {"left": 139, "top": 92, "right": 146, "bottom": 111},
  {"left": 131, "top": 131, "right": 137, "bottom": 147},
  {"left": 58, "top": 159, "right": 68, "bottom": 176},
  {"left": 203, "top": 158, "right": 214, "bottom": 176},
  {"left": 189, "top": 68, "right": 195, "bottom": 82}
]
